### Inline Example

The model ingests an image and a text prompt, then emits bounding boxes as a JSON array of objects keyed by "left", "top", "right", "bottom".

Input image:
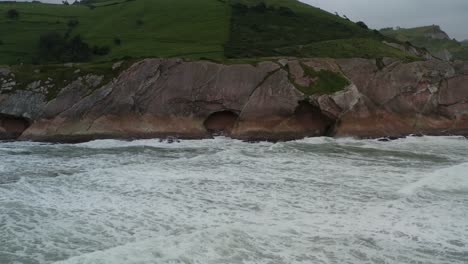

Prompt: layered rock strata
[{"left": 0, "top": 58, "right": 467, "bottom": 142}]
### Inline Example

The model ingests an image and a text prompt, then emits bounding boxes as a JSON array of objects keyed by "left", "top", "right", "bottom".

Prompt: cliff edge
[{"left": 1, "top": 58, "right": 467, "bottom": 142}]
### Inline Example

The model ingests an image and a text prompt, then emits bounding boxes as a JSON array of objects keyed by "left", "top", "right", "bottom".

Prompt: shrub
[
  {"left": 373, "top": 29, "right": 383, "bottom": 37},
  {"left": 356, "top": 21, "right": 369, "bottom": 30},
  {"left": 67, "top": 35, "right": 92, "bottom": 61},
  {"left": 38, "top": 32, "right": 92, "bottom": 62},
  {"left": 6, "top": 9, "right": 19, "bottom": 20},
  {"left": 293, "top": 64, "right": 350, "bottom": 95},
  {"left": 114, "top": 38, "right": 121, "bottom": 45},
  {"left": 39, "top": 32, "right": 67, "bottom": 59}
]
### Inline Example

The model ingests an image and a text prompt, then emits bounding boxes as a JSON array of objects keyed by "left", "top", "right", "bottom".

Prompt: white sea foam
[
  {"left": 1, "top": 136, "right": 468, "bottom": 264},
  {"left": 398, "top": 162, "right": 468, "bottom": 195}
]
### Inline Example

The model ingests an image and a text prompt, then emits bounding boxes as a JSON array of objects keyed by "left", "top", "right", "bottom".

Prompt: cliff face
[{"left": 0, "top": 58, "right": 467, "bottom": 142}]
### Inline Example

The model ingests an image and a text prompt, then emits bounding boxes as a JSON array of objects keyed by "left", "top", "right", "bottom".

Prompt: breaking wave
[
  {"left": 1, "top": 136, "right": 467, "bottom": 264},
  {"left": 399, "top": 162, "right": 468, "bottom": 195}
]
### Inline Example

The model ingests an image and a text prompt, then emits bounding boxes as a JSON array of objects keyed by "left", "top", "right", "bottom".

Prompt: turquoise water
[{"left": 1, "top": 136, "right": 467, "bottom": 264}]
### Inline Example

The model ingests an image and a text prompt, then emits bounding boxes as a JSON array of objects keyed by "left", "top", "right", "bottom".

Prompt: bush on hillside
[
  {"left": 373, "top": 29, "right": 383, "bottom": 37},
  {"left": 39, "top": 32, "right": 67, "bottom": 58},
  {"left": 38, "top": 32, "right": 92, "bottom": 62},
  {"left": 6, "top": 9, "right": 19, "bottom": 20},
  {"left": 67, "top": 35, "right": 92, "bottom": 61},
  {"left": 356, "top": 21, "right": 369, "bottom": 29},
  {"left": 114, "top": 38, "right": 121, "bottom": 45}
]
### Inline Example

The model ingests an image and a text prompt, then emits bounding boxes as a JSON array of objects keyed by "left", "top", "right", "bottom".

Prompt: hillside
[
  {"left": 381, "top": 25, "right": 468, "bottom": 61},
  {"left": 0, "top": 0, "right": 414, "bottom": 64}
]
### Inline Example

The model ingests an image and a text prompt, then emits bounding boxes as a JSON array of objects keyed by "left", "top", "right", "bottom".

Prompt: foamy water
[{"left": 1, "top": 136, "right": 467, "bottom": 264}]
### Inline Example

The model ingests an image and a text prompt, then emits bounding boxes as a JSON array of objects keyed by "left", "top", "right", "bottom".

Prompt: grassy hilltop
[
  {"left": 381, "top": 25, "right": 468, "bottom": 61},
  {"left": 0, "top": 0, "right": 414, "bottom": 65}
]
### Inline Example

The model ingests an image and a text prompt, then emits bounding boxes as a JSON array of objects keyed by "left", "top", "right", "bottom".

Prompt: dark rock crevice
[
  {"left": 204, "top": 111, "right": 239, "bottom": 136},
  {"left": 0, "top": 114, "right": 31, "bottom": 140},
  {"left": 293, "top": 101, "right": 335, "bottom": 137}
]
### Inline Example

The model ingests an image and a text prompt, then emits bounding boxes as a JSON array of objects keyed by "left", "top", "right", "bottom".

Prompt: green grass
[
  {"left": 277, "top": 38, "right": 419, "bottom": 61},
  {"left": 0, "top": 0, "right": 419, "bottom": 65},
  {"left": 0, "top": 0, "right": 230, "bottom": 64},
  {"left": 289, "top": 63, "right": 350, "bottom": 95},
  {"left": 8, "top": 59, "right": 136, "bottom": 100},
  {"left": 225, "top": 0, "right": 382, "bottom": 58},
  {"left": 381, "top": 26, "right": 468, "bottom": 60}
]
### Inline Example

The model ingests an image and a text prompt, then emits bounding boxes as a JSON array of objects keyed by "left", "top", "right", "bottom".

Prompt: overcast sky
[
  {"left": 303, "top": 0, "right": 468, "bottom": 40},
  {"left": 9, "top": 0, "right": 468, "bottom": 40}
]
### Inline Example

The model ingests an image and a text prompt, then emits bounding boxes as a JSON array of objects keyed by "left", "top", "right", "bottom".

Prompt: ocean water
[{"left": 0, "top": 136, "right": 467, "bottom": 264}]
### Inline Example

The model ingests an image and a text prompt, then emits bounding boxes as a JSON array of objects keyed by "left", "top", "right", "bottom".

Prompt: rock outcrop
[{"left": 0, "top": 58, "right": 467, "bottom": 142}]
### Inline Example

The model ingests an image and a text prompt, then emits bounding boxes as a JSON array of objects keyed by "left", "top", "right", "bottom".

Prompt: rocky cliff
[{"left": 1, "top": 58, "right": 467, "bottom": 142}]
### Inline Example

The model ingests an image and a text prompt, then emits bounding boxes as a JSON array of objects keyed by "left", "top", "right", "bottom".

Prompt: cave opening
[
  {"left": 204, "top": 111, "right": 239, "bottom": 136},
  {"left": 0, "top": 114, "right": 31, "bottom": 140},
  {"left": 293, "top": 101, "right": 334, "bottom": 136}
]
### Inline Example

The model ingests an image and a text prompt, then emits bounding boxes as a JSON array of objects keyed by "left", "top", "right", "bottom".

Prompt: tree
[
  {"left": 67, "top": 35, "right": 92, "bottom": 61},
  {"left": 38, "top": 32, "right": 92, "bottom": 62},
  {"left": 6, "top": 9, "right": 19, "bottom": 20},
  {"left": 39, "top": 31, "right": 67, "bottom": 61}
]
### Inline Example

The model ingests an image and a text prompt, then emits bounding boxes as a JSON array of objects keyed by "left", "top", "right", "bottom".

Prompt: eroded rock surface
[{"left": 0, "top": 57, "right": 467, "bottom": 142}]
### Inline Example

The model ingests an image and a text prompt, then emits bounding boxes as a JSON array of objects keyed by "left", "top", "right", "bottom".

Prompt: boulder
[{"left": 0, "top": 91, "right": 46, "bottom": 120}]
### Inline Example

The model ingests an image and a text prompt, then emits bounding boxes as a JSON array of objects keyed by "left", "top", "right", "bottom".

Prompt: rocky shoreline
[{"left": 1, "top": 58, "right": 467, "bottom": 142}]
